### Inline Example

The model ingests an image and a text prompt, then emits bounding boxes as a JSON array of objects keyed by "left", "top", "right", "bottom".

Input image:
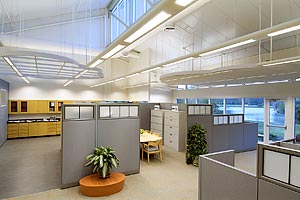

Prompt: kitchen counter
[{"left": 7, "top": 118, "right": 61, "bottom": 123}]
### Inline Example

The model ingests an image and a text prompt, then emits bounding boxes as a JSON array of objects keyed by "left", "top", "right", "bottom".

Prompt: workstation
[{"left": 1, "top": 0, "right": 300, "bottom": 199}]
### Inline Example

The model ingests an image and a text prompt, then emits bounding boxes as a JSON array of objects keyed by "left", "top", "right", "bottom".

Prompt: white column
[
  {"left": 285, "top": 97, "right": 295, "bottom": 140},
  {"left": 264, "top": 98, "right": 269, "bottom": 144}
]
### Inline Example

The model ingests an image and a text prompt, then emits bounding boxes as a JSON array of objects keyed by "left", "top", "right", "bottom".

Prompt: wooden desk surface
[{"left": 140, "top": 133, "right": 162, "bottom": 143}]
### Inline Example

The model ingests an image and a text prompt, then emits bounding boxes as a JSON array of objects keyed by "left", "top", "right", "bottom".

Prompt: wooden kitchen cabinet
[
  {"left": 20, "top": 101, "right": 28, "bottom": 113},
  {"left": 38, "top": 100, "right": 48, "bottom": 113},
  {"left": 8, "top": 100, "right": 19, "bottom": 114},
  {"left": 56, "top": 121, "right": 61, "bottom": 135},
  {"left": 29, "top": 123, "right": 39, "bottom": 137},
  {"left": 38, "top": 122, "right": 48, "bottom": 136},
  {"left": 47, "top": 122, "right": 57, "bottom": 135},
  {"left": 7, "top": 123, "right": 19, "bottom": 138},
  {"left": 18, "top": 123, "right": 29, "bottom": 137},
  {"left": 28, "top": 100, "right": 39, "bottom": 113}
]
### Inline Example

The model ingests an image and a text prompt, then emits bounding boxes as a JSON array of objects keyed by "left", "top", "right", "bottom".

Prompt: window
[
  {"left": 225, "top": 98, "right": 242, "bottom": 114},
  {"left": 176, "top": 99, "right": 186, "bottom": 104},
  {"left": 210, "top": 98, "right": 224, "bottom": 114},
  {"left": 244, "top": 98, "right": 264, "bottom": 142},
  {"left": 186, "top": 98, "right": 197, "bottom": 104},
  {"left": 197, "top": 98, "right": 209, "bottom": 104},
  {"left": 110, "top": 0, "right": 161, "bottom": 43},
  {"left": 295, "top": 98, "right": 300, "bottom": 136}
]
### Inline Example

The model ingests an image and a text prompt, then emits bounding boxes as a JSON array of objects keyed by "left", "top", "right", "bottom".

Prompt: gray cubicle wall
[
  {"left": 61, "top": 104, "right": 96, "bottom": 188},
  {"left": 199, "top": 150, "right": 257, "bottom": 200},
  {"left": 97, "top": 104, "right": 140, "bottom": 175},
  {"left": 139, "top": 103, "right": 156, "bottom": 130},
  {"left": 0, "top": 79, "right": 9, "bottom": 146},
  {"left": 187, "top": 105, "right": 258, "bottom": 153}
]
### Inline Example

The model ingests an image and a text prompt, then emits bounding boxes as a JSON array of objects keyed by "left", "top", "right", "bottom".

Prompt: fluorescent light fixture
[
  {"left": 245, "top": 82, "right": 265, "bottom": 86},
  {"left": 115, "top": 77, "right": 125, "bottom": 81},
  {"left": 175, "top": 0, "right": 194, "bottom": 6},
  {"left": 227, "top": 84, "right": 243, "bottom": 87},
  {"left": 124, "top": 11, "right": 171, "bottom": 43},
  {"left": 141, "top": 67, "right": 161, "bottom": 74},
  {"left": 267, "top": 25, "right": 300, "bottom": 37},
  {"left": 199, "top": 39, "right": 256, "bottom": 57},
  {"left": 21, "top": 77, "right": 30, "bottom": 84},
  {"left": 262, "top": 59, "right": 300, "bottom": 67},
  {"left": 267, "top": 80, "right": 289, "bottom": 84},
  {"left": 296, "top": 78, "right": 300, "bottom": 82},
  {"left": 211, "top": 85, "right": 225, "bottom": 88},
  {"left": 126, "top": 73, "right": 141, "bottom": 78},
  {"left": 3, "top": 56, "right": 14, "bottom": 66},
  {"left": 89, "top": 59, "right": 104, "bottom": 68},
  {"left": 74, "top": 70, "right": 88, "bottom": 78},
  {"left": 3, "top": 56, "right": 23, "bottom": 77},
  {"left": 102, "top": 45, "right": 125, "bottom": 59},
  {"left": 64, "top": 80, "right": 73, "bottom": 87},
  {"left": 163, "top": 57, "right": 194, "bottom": 67}
]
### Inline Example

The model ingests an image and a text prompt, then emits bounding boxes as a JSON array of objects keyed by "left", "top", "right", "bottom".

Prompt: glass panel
[
  {"left": 230, "top": 116, "right": 234, "bottom": 124},
  {"left": 194, "top": 106, "right": 200, "bottom": 114},
  {"left": 269, "top": 100, "right": 285, "bottom": 142},
  {"left": 188, "top": 106, "right": 195, "bottom": 115},
  {"left": 210, "top": 98, "right": 224, "bottom": 114},
  {"left": 80, "top": 106, "right": 94, "bottom": 119},
  {"left": 290, "top": 156, "right": 300, "bottom": 187},
  {"left": 186, "top": 98, "right": 197, "bottom": 104},
  {"left": 120, "top": 106, "right": 129, "bottom": 117},
  {"left": 263, "top": 150, "right": 289, "bottom": 183},
  {"left": 245, "top": 98, "right": 264, "bottom": 142},
  {"left": 176, "top": 99, "right": 186, "bottom": 104},
  {"left": 65, "top": 106, "right": 79, "bottom": 119},
  {"left": 1, "top": 89, "right": 7, "bottom": 107},
  {"left": 130, "top": 106, "right": 138, "bottom": 117},
  {"left": 100, "top": 106, "right": 110, "bottom": 118},
  {"left": 205, "top": 106, "right": 211, "bottom": 115},
  {"left": 225, "top": 98, "right": 242, "bottom": 114},
  {"left": 111, "top": 106, "right": 120, "bottom": 118},
  {"left": 214, "top": 116, "right": 219, "bottom": 125},
  {"left": 295, "top": 98, "right": 300, "bottom": 136},
  {"left": 223, "top": 116, "right": 228, "bottom": 124},
  {"left": 198, "top": 98, "right": 209, "bottom": 104}
]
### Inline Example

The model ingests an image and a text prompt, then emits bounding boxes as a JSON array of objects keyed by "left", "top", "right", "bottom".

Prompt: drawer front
[
  {"left": 151, "top": 116, "right": 163, "bottom": 124},
  {"left": 8, "top": 124, "right": 19, "bottom": 131},
  {"left": 19, "top": 129, "right": 29, "bottom": 137},
  {"left": 164, "top": 125, "right": 179, "bottom": 135},
  {"left": 164, "top": 118, "right": 179, "bottom": 127},
  {"left": 150, "top": 123, "right": 163, "bottom": 131},
  {"left": 164, "top": 137, "right": 178, "bottom": 149},
  {"left": 8, "top": 132, "right": 18, "bottom": 138},
  {"left": 151, "top": 110, "right": 163, "bottom": 118},
  {"left": 165, "top": 112, "right": 179, "bottom": 120}
]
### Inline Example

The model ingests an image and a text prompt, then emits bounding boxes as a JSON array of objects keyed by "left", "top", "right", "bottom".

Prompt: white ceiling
[{"left": 1, "top": 0, "right": 300, "bottom": 88}]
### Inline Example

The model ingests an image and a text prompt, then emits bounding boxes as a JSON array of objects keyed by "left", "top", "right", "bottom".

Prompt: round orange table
[{"left": 79, "top": 172, "right": 125, "bottom": 197}]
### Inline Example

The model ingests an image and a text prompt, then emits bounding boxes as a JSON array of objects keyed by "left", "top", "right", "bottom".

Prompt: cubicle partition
[
  {"left": 187, "top": 104, "right": 258, "bottom": 153},
  {"left": 97, "top": 104, "right": 140, "bottom": 175},
  {"left": 199, "top": 150, "right": 257, "bottom": 200},
  {"left": 61, "top": 104, "right": 96, "bottom": 188},
  {"left": 257, "top": 143, "right": 300, "bottom": 198}
]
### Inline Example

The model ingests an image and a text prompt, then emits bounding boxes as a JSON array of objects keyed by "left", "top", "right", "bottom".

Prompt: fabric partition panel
[
  {"left": 199, "top": 152, "right": 257, "bottom": 200},
  {"left": 139, "top": 103, "right": 156, "bottom": 130},
  {"left": 203, "top": 150, "right": 235, "bottom": 166},
  {"left": 61, "top": 104, "right": 96, "bottom": 188},
  {"left": 258, "top": 179, "right": 300, "bottom": 200},
  {"left": 97, "top": 104, "right": 140, "bottom": 175},
  {"left": 243, "top": 123, "right": 258, "bottom": 150},
  {"left": 228, "top": 124, "right": 244, "bottom": 151}
]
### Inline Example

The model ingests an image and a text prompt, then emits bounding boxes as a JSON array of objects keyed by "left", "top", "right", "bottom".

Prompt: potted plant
[
  {"left": 186, "top": 123, "right": 208, "bottom": 166},
  {"left": 85, "top": 146, "right": 120, "bottom": 179}
]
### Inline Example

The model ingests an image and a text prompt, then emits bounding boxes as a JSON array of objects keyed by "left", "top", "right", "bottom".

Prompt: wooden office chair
[
  {"left": 150, "top": 131, "right": 160, "bottom": 137},
  {"left": 142, "top": 139, "right": 162, "bottom": 164}
]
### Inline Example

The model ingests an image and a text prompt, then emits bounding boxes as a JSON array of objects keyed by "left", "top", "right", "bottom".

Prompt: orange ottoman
[{"left": 79, "top": 172, "right": 125, "bottom": 197}]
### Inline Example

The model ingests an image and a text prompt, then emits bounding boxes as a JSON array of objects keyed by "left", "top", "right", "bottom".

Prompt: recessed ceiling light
[
  {"left": 267, "top": 24, "right": 300, "bottom": 37},
  {"left": 199, "top": 39, "right": 256, "bottom": 57},
  {"left": 89, "top": 59, "right": 104, "bottom": 68},
  {"left": 102, "top": 45, "right": 125, "bottom": 59},
  {"left": 124, "top": 11, "right": 171, "bottom": 43},
  {"left": 21, "top": 77, "right": 30, "bottom": 84},
  {"left": 175, "top": 0, "right": 194, "bottom": 6},
  {"left": 64, "top": 80, "right": 73, "bottom": 87}
]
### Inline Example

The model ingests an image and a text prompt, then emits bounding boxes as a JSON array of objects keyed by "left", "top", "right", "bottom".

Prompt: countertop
[{"left": 7, "top": 118, "right": 61, "bottom": 123}]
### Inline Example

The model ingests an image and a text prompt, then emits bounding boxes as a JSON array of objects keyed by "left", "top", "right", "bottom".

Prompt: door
[{"left": 265, "top": 99, "right": 286, "bottom": 143}]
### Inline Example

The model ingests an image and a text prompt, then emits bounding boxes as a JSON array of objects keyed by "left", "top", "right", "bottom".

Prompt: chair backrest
[
  {"left": 148, "top": 139, "right": 162, "bottom": 148},
  {"left": 151, "top": 132, "right": 160, "bottom": 137},
  {"left": 296, "top": 134, "right": 300, "bottom": 143}
]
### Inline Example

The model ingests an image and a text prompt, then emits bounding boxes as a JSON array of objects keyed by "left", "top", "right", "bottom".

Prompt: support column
[
  {"left": 285, "top": 97, "right": 295, "bottom": 139},
  {"left": 264, "top": 98, "right": 269, "bottom": 144}
]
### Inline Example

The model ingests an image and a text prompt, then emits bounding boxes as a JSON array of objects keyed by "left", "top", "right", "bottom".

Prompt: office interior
[{"left": 1, "top": 0, "right": 300, "bottom": 199}]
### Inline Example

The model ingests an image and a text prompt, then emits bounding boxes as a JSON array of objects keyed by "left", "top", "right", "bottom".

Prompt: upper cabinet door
[{"left": 8, "top": 100, "right": 19, "bottom": 114}]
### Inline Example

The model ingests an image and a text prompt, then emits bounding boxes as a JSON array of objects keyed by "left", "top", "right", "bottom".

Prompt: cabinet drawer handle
[
  {"left": 170, "top": 140, "right": 172, "bottom": 143},
  {"left": 170, "top": 126, "right": 172, "bottom": 129}
]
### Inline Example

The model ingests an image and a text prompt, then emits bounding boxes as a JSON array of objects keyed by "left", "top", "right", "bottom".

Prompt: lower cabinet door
[{"left": 29, "top": 123, "right": 39, "bottom": 137}]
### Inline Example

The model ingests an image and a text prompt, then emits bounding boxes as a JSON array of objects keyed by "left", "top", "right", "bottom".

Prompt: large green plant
[
  {"left": 186, "top": 123, "right": 208, "bottom": 166},
  {"left": 85, "top": 146, "right": 120, "bottom": 179}
]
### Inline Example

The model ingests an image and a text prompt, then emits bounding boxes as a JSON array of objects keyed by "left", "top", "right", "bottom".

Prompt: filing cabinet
[{"left": 163, "top": 111, "right": 187, "bottom": 152}]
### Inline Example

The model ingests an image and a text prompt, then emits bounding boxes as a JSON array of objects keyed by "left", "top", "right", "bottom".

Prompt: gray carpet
[{"left": 0, "top": 136, "right": 61, "bottom": 199}]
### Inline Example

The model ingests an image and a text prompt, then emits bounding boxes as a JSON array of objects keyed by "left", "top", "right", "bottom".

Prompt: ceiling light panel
[
  {"left": 199, "top": 39, "right": 256, "bottom": 57},
  {"left": 89, "top": 59, "right": 104, "bottom": 68},
  {"left": 124, "top": 11, "right": 171, "bottom": 43},
  {"left": 64, "top": 80, "right": 73, "bottom": 87},
  {"left": 175, "top": 0, "right": 195, "bottom": 6},
  {"left": 267, "top": 25, "right": 300, "bottom": 37},
  {"left": 102, "top": 45, "right": 125, "bottom": 59}
]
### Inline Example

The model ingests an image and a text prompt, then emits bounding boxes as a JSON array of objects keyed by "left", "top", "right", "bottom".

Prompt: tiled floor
[{"left": 0, "top": 136, "right": 257, "bottom": 200}]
